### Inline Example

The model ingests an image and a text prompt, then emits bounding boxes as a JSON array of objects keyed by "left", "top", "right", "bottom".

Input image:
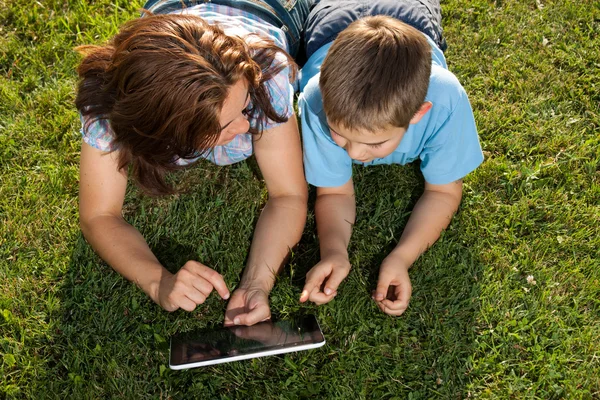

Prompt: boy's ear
[{"left": 409, "top": 102, "right": 433, "bottom": 125}]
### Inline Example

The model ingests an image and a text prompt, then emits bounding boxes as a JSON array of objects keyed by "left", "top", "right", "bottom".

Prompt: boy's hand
[
  {"left": 224, "top": 286, "right": 271, "bottom": 326},
  {"left": 373, "top": 254, "right": 412, "bottom": 316},
  {"left": 157, "top": 261, "right": 230, "bottom": 312},
  {"left": 300, "top": 254, "right": 350, "bottom": 305}
]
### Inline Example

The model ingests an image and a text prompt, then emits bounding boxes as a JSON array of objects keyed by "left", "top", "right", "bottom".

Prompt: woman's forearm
[
  {"left": 241, "top": 195, "right": 307, "bottom": 291},
  {"left": 80, "top": 214, "right": 166, "bottom": 302}
]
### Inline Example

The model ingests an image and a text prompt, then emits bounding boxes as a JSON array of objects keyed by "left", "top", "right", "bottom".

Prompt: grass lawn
[{"left": 1, "top": 0, "right": 599, "bottom": 398}]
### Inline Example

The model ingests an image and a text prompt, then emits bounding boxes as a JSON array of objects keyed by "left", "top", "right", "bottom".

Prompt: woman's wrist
[
  {"left": 135, "top": 262, "right": 170, "bottom": 304},
  {"left": 239, "top": 266, "right": 274, "bottom": 292}
]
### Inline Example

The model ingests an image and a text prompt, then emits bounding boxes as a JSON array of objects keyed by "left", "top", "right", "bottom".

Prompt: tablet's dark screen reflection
[{"left": 170, "top": 317, "right": 323, "bottom": 365}]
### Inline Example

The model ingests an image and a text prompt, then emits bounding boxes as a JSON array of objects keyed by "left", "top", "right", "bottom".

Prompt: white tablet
[{"left": 169, "top": 315, "right": 326, "bottom": 369}]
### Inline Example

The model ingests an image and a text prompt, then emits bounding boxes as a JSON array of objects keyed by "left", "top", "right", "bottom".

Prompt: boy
[{"left": 298, "top": 0, "right": 483, "bottom": 315}]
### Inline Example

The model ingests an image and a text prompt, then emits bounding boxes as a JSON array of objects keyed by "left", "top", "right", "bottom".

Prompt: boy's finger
[
  {"left": 323, "top": 267, "right": 348, "bottom": 295},
  {"left": 379, "top": 298, "right": 408, "bottom": 311},
  {"left": 176, "top": 296, "right": 198, "bottom": 312},
  {"left": 183, "top": 289, "right": 207, "bottom": 306},
  {"left": 300, "top": 276, "right": 324, "bottom": 302},
  {"left": 396, "top": 279, "right": 412, "bottom": 305},
  {"left": 379, "top": 302, "right": 408, "bottom": 316},
  {"left": 189, "top": 263, "right": 230, "bottom": 300},
  {"left": 379, "top": 279, "right": 411, "bottom": 314},
  {"left": 189, "top": 276, "right": 216, "bottom": 297},
  {"left": 308, "top": 289, "right": 336, "bottom": 305},
  {"left": 374, "top": 271, "right": 393, "bottom": 302}
]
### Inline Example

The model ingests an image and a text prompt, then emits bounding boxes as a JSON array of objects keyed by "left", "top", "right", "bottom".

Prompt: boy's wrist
[
  {"left": 384, "top": 249, "right": 413, "bottom": 270},
  {"left": 320, "top": 246, "right": 349, "bottom": 261}
]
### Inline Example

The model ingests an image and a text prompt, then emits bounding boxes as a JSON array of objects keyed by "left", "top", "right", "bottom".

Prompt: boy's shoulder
[
  {"left": 300, "top": 73, "right": 325, "bottom": 115},
  {"left": 426, "top": 63, "right": 469, "bottom": 116}
]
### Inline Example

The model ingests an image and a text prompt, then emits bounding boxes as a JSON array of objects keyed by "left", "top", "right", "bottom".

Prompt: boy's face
[{"left": 327, "top": 120, "right": 406, "bottom": 163}]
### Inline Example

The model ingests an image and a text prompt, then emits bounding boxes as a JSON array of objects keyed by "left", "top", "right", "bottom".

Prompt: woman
[{"left": 76, "top": 0, "right": 311, "bottom": 326}]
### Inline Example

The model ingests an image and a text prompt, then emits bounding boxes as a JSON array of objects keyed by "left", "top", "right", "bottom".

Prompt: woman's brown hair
[{"left": 76, "top": 13, "right": 296, "bottom": 195}]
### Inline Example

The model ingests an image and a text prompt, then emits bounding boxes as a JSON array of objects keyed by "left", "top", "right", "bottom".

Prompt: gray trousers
[{"left": 304, "top": 0, "right": 446, "bottom": 59}]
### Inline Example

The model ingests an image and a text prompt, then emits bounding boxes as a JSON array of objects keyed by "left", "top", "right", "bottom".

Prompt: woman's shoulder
[{"left": 80, "top": 113, "right": 115, "bottom": 153}]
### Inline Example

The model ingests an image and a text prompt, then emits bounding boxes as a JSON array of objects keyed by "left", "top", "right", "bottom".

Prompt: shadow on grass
[
  {"left": 48, "top": 161, "right": 484, "bottom": 398},
  {"left": 47, "top": 163, "right": 268, "bottom": 397},
  {"left": 286, "top": 163, "right": 484, "bottom": 398},
  {"left": 152, "top": 238, "right": 199, "bottom": 274}
]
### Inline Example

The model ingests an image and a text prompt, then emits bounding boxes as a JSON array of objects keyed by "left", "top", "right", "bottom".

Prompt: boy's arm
[
  {"left": 374, "top": 179, "right": 463, "bottom": 315},
  {"left": 297, "top": 76, "right": 356, "bottom": 305},
  {"left": 300, "top": 179, "right": 356, "bottom": 304}
]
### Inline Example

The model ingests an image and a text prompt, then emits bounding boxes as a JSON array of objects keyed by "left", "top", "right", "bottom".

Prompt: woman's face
[{"left": 215, "top": 79, "right": 251, "bottom": 146}]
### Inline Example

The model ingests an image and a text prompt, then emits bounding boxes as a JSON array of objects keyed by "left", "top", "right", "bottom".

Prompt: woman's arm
[
  {"left": 79, "top": 142, "right": 229, "bottom": 311},
  {"left": 246, "top": 116, "right": 308, "bottom": 286},
  {"left": 224, "top": 117, "right": 308, "bottom": 325}
]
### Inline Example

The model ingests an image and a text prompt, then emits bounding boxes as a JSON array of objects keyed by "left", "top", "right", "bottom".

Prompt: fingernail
[
  {"left": 223, "top": 293, "right": 230, "bottom": 300},
  {"left": 376, "top": 293, "right": 384, "bottom": 301},
  {"left": 234, "top": 317, "right": 240, "bottom": 325},
  {"left": 300, "top": 290, "right": 307, "bottom": 299},
  {"left": 324, "top": 288, "right": 332, "bottom": 295}
]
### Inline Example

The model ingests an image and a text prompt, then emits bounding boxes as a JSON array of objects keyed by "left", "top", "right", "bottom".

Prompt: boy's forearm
[
  {"left": 315, "top": 193, "right": 356, "bottom": 258},
  {"left": 241, "top": 195, "right": 307, "bottom": 291},
  {"left": 390, "top": 187, "right": 462, "bottom": 267}
]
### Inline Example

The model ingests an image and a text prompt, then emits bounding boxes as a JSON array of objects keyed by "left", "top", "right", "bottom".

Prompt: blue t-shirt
[{"left": 299, "top": 35, "right": 484, "bottom": 187}]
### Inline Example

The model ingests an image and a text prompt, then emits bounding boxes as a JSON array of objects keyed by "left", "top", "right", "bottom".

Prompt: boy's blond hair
[{"left": 320, "top": 16, "right": 432, "bottom": 132}]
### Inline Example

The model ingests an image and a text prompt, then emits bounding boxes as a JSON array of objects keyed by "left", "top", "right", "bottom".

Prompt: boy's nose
[{"left": 345, "top": 143, "right": 365, "bottom": 160}]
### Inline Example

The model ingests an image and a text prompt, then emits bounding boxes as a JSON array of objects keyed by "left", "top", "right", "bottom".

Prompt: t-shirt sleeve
[
  {"left": 299, "top": 78, "right": 353, "bottom": 188},
  {"left": 80, "top": 113, "right": 115, "bottom": 152},
  {"left": 258, "top": 53, "right": 294, "bottom": 131},
  {"left": 419, "top": 88, "right": 484, "bottom": 185}
]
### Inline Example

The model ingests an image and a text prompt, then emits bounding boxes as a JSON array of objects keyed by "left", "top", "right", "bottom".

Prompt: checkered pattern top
[{"left": 80, "top": 3, "right": 294, "bottom": 166}]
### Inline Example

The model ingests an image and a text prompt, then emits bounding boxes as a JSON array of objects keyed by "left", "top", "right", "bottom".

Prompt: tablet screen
[{"left": 170, "top": 315, "right": 324, "bottom": 367}]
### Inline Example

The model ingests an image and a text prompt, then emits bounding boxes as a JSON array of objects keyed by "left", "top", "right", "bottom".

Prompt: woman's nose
[{"left": 230, "top": 116, "right": 250, "bottom": 136}]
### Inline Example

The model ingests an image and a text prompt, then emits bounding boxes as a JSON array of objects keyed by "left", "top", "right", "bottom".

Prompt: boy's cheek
[
  {"left": 371, "top": 147, "right": 395, "bottom": 159},
  {"left": 331, "top": 136, "right": 345, "bottom": 148}
]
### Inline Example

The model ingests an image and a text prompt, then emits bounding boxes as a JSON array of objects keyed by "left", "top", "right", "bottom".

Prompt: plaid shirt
[{"left": 80, "top": 3, "right": 294, "bottom": 166}]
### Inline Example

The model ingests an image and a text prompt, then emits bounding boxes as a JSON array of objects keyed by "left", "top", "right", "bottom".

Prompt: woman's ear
[{"left": 409, "top": 101, "right": 433, "bottom": 124}]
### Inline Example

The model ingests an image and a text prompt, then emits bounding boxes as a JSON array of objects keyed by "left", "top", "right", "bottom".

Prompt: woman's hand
[
  {"left": 156, "top": 261, "right": 230, "bottom": 312},
  {"left": 224, "top": 286, "right": 271, "bottom": 326}
]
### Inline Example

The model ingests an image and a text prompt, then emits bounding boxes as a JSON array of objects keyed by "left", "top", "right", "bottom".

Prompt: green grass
[{"left": 1, "top": 0, "right": 599, "bottom": 398}]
